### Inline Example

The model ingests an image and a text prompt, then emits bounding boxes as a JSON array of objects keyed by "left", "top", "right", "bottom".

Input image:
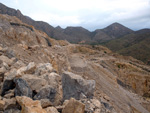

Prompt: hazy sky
[{"left": 1, "top": 0, "right": 150, "bottom": 31}]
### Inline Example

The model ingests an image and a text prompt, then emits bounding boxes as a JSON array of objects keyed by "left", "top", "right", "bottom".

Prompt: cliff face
[{"left": 0, "top": 14, "right": 150, "bottom": 113}]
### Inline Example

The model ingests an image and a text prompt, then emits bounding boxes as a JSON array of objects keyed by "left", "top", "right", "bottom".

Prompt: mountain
[
  {"left": 103, "top": 29, "right": 150, "bottom": 64},
  {"left": 102, "top": 22, "right": 134, "bottom": 38},
  {"left": 0, "top": 3, "right": 133, "bottom": 44},
  {"left": 0, "top": 13, "right": 150, "bottom": 113},
  {"left": 1, "top": 2, "right": 150, "bottom": 65}
]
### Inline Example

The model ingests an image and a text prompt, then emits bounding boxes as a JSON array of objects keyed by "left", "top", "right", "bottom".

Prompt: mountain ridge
[
  {"left": 0, "top": 2, "right": 136, "bottom": 44},
  {"left": 1, "top": 2, "right": 150, "bottom": 64}
]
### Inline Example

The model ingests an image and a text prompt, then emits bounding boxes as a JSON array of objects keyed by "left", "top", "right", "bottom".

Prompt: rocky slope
[
  {"left": 0, "top": 3, "right": 133, "bottom": 44},
  {"left": 103, "top": 29, "right": 150, "bottom": 64},
  {"left": 0, "top": 14, "right": 150, "bottom": 113}
]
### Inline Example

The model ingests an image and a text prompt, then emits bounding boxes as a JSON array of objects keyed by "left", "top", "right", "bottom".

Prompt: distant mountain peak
[{"left": 102, "top": 22, "right": 134, "bottom": 38}]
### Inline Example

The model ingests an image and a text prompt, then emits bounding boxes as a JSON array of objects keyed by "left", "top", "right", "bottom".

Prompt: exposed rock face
[
  {"left": 16, "top": 96, "right": 46, "bottom": 113},
  {"left": 62, "top": 71, "right": 95, "bottom": 100},
  {"left": 13, "top": 78, "right": 32, "bottom": 97},
  {"left": 62, "top": 98, "right": 85, "bottom": 113}
]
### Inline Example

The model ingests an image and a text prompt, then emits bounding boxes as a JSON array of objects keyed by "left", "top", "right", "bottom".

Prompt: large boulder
[
  {"left": 16, "top": 96, "right": 46, "bottom": 113},
  {"left": 62, "top": 98, "right": 85, "bottom": 113},
  {"left": 62, "top": 71, "right": 95, "bottom": 100},
  {"left": 13, "top": 78, "right": 32, "bottom": 98}
]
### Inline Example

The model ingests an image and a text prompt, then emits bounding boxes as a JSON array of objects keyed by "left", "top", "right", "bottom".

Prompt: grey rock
[
  {"left": 1, "top": 79, "right": 15, "bottom": 96},
  {"left": 34, "top": 86, "right": 56, "bottom": 103},
  {"left": 62, "top": 71, "right": 95, "bottom": 100},
  {"left": 13, "top": 78, "right": 32, "bottom": 98}
]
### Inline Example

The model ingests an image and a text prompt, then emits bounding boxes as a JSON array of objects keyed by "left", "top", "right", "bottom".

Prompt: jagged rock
[
  {"left": 17, "top": 62, "right": 36, "bottom": 75},
  {"left": 62, "top": 98, "right": 85, "bottom": 113},
  {"left": 62, "top": 71, "right": 95, "bottom": 100},
  {"left": 45, "top": 107, "right": 59, "bottom": 113},
  {"left": 34, "top": 86, "right": 56, "bottom": 104},
  {"left": 13, "top": 78, "right": 32, "bottom": 97},
  {"left": 16, "top": 96, "right": 46, "bottom": 113},
  {"left": 22, "top": 74, "right": 48, "bottom": 92},
  {"left": 0, "top": 100, "right": 5, "bottom": 111},
  {"left": 3, "top": 98, "right": 17, "bottom": 110},
  {"left": 40, "top": 99, "right": 52, "bottom": 108},
  {"left": 35, "top": 63, "right": 53, "bottom": 76}
]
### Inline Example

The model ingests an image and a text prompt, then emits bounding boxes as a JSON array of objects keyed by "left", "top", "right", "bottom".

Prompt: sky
[{"left": 1, "top": 0, "right": 150, "bottom": 31}]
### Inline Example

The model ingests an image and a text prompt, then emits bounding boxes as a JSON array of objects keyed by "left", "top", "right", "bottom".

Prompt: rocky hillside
[
  {"left": 103, "top": 29, "right": 150, "bottom": 64},
  {"left": 0, "top": 3, "right": 133, "bottom": 44},
  {"left": 0, "top": 14, "right": 150, "bottom": 113}
]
